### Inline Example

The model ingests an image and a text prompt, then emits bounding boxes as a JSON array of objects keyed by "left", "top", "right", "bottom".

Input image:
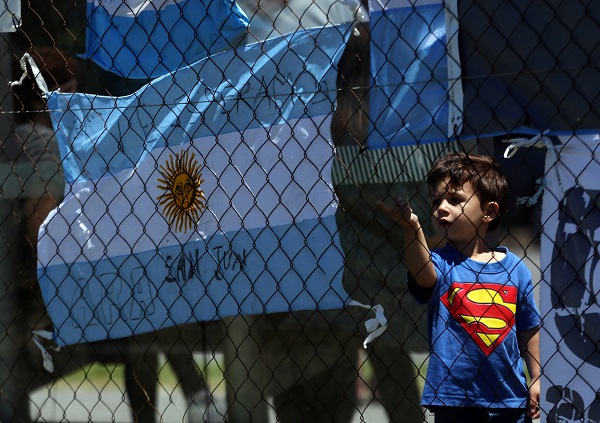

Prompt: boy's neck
[{"left": 447, "top": 235, "right": 504, "bottom": 262}]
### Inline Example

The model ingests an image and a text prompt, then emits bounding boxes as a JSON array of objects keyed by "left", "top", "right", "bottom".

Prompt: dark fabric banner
[{"left": 459, "top": 0, "right": 600, "bottom": 139}]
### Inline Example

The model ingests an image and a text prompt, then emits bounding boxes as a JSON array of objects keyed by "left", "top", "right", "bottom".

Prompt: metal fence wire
[{"left": 0, "top": 0, "right": 599, "bottom": 422}]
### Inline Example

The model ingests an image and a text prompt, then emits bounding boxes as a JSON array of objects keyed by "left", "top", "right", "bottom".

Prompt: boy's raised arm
[{"left": 378, "top": 199, "right": 437, "bottom": 288}]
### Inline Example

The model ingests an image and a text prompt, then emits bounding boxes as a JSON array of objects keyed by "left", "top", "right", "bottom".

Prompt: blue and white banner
[
  {"left": 0, "top": 0, "right": 20, "bottom": 32},
  {"left": 81, "top": 0, "right": 249, "bottom": 79},
  {"left": 40, "top": 25, "right": 350, "bottom": 346},
  {"left": 367, "top": 0, "right": 462, "bottom": 148}
]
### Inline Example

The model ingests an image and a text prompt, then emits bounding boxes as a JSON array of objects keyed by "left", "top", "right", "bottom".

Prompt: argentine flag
[
  {"left": 81, "top": 0, "right": 249, "bottom": 79},
  {"left": 367, "top": 0, "right": 462, "bottom": 148},
  {"left": 40, "top": 25, "right": 351, "bottom": 346}
]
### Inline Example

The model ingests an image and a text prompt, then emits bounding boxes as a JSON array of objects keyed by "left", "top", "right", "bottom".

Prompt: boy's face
[{"left": 430, "top": 178, "right": 490, "bottom": 248}]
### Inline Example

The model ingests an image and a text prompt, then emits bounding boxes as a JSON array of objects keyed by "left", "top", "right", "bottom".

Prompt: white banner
[{"left": 540, "top": 134, "right": 600, "bottom": 422}]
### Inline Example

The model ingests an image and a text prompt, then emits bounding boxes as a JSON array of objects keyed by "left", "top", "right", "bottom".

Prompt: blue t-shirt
[{"left": 408, "top": 244, "right": 540, "bottom": 409}]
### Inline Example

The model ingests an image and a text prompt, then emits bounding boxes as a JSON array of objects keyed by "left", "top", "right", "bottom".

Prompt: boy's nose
[{"left": 437, "top": 199, "right": 450, "bottom": 212}]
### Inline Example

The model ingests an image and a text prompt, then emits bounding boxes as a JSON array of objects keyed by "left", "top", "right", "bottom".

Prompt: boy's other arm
[
  {"left": 378, "top": 199, "right": 437, "bottom": 288},
  {"left": 518, "top": 326, "right": 541, "bottom": 420}
]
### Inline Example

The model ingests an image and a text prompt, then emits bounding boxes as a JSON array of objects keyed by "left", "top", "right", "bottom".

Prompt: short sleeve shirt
[{"left": 408, "top": 244, "right": 541, "bottom": 409}]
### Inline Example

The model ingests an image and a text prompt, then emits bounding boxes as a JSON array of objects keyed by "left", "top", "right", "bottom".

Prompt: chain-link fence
[{"left": 0, "top": 1, "right": 599, "bottom": 422}]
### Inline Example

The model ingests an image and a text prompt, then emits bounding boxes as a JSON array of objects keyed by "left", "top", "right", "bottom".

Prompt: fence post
[{"left": 0, "top": 35, "right": 27, "bottom": 423}]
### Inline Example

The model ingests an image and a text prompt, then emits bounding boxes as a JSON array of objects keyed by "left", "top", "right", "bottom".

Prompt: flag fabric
[
  {"left": 367, "top": 0, "right": 462, "bottom": 148},
  {"left": 367, "top": 0, "right": 600, "bottom": 149},
  {"left": 40, "top": 24, "right": 351, "bottom": 346},
  {"left": 81, "top": 0, "right": 249, "bottom": 79},
  {"left": 0, "top": 0, "right": 20, "bottom": 32},
  {"left": 458, "top": 1, "right": 600, "bottom": 141},
  {"left": 235, "top": 0, "right": 365, "bottom": 42},
  {"left": 540, "top": 134, "right": 600, "bottom": 421}
]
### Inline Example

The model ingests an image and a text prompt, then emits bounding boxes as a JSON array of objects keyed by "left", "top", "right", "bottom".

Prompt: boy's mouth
[{"left": 437, "top": 218, "right": 452, "bottom": 228}]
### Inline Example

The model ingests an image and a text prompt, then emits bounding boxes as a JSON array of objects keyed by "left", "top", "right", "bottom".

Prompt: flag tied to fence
[
  {"left": 367, "top": 0, "right": 463, "bottom": 149},
  {"left": 81, "top": 0, "right": 249, "bottom": 79},
  {"left": 39, "top": 24, "right": 351, "bottom": 346}
]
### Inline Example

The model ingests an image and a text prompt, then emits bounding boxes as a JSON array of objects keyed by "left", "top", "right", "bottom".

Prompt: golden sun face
[{"left": 156, "top": 150, "right": 206, "bottom": 233}]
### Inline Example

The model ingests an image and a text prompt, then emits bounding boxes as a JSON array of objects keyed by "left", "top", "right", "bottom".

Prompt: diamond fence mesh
[{"left": 0, "top": 1, "right": 598, "bottom": 422}]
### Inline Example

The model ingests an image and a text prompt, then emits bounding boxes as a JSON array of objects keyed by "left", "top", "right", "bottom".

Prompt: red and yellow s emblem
[{"left": 441, "top": 282, "right": 517, "bottom": 356}]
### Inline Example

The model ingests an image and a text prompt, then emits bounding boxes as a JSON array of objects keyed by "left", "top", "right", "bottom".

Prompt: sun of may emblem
[{"left": 156, "top": 150, "right": 206, "bottom": 233}]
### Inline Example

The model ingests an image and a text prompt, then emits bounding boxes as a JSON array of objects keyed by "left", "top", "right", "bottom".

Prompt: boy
[{"left": 379, "top": 152, "right": 541, "bottom": 423}]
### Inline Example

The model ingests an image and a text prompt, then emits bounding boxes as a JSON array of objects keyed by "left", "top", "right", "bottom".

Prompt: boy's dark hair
[{"left": 426, "top": 152, "right": 508, "bottom": 232}]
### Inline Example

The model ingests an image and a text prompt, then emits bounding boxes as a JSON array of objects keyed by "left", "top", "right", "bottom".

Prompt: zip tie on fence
[
  {"left": 502, "top": 130, "right": 550, "bottom": 159},
  {"left": 503, "top": 130, "right": 566, "bottom": 207},
  {"left": 516, "top": 177, "right": 547, "bottom": 208},
  {"left": 348, "top": 300, "right": 388, "bottom": 348},
  {"left": 8, "top": 52, "right": 49, "bottom": 95},
  {"left": 32, "top": 330, "right": 60, "bottom": 373},
  {"left": 340, "top": 0, "right": 367, "bottom": 26}
]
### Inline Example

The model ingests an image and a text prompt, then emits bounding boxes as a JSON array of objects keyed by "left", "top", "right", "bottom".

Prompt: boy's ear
[{"left": 483, "top": 201, "right": 500, "bottom": 222}]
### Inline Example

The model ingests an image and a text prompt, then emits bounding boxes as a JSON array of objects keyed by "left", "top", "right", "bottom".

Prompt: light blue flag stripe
[
  {"left": 59, "top": 25, "right": 348, "bottom": 185},
  {"left": 40, "top": 25, "right": 350, "bottom": 346},
  {"left": 368, "top": 0, "right": 461, "bottom": 148},
  {"left": 81, "top": 0, "right": 249, "bottom": 79}
]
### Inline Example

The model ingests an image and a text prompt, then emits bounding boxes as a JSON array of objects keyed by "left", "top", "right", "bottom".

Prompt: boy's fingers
[
  {"left": 528, "top": 399, "right": 540, "bottom": 419},
  {"left": 377, "top": 200, "right": 391, "bottom": 213},
  {"left": 378, "top": 198, "right": 413, "bottom": 223},
  {"left": 394, "top": 198, "right": 412, "bottom": 215},
  {"left": 377, "top": 201, "right": 399, "bottom": 221}
]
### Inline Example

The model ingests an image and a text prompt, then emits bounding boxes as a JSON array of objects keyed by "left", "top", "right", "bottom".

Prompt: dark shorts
[{"left": 429, "top": 406, "right": 532, "bottom": 423}]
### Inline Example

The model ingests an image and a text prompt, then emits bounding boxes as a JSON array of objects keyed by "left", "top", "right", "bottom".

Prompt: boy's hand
[
  {"left": 378, "top": 198, "right": 420, "bottom": 228},
  {"left": 528, "top": 378, "right": 541, "bottom": 420}
]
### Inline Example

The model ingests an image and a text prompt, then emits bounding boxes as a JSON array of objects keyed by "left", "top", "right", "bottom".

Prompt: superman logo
[{"left": 441, "top": 282, "right": 518, "bottom": 356}]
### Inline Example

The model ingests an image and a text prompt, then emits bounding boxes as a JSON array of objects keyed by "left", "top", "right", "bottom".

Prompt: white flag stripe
[
  {"left": 368, "top": 0, "right": 442, "bottom": 14},
  {"left": 94, "top": 0, "right": 182, "bottom": 17},
  {"left": 41, "top": 115, "right": 335, "bottom": 267}
]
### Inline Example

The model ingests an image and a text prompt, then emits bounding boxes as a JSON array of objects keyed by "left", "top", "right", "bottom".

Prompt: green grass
[{"left": 49, "top": 352, "right": 226, "bottom": 394}]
